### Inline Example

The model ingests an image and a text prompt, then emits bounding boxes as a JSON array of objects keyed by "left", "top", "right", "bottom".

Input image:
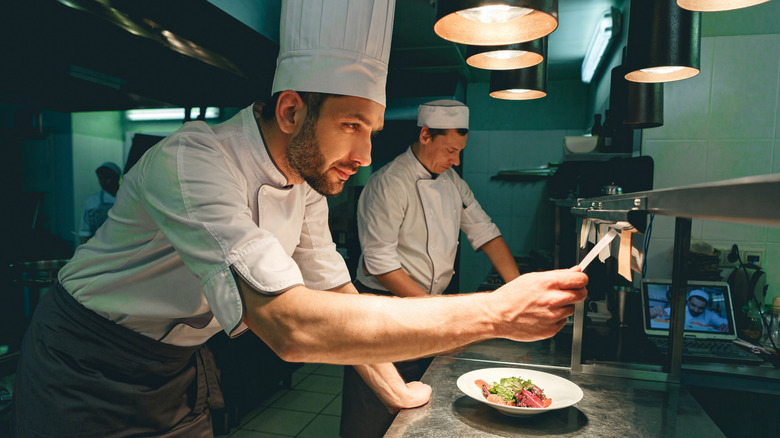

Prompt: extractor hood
[{"left": 0, "top": 0, "right": 279, "bottom": 112}]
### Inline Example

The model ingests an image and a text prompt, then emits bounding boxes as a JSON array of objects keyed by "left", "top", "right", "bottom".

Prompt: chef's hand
[
  {"left": 382, "top": 381, "right": 432, "bottom": 414},
  {"left": 489, "top": 266, "right": 588, "bottom": 342}
]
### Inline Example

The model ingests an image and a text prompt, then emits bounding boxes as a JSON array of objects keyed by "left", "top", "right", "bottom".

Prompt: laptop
[{"left": 640, "top": 279, "right": 764, "bottom": 364}]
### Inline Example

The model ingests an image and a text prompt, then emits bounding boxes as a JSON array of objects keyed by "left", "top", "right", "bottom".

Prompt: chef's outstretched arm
[{"left": 238, "top": 268, "right": 587, "bottom": 364}]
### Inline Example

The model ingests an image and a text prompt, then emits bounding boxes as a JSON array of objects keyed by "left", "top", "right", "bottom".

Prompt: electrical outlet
[
  {"left": 717, "top": 247, "right": 738, "bottom": 267},
  {"left": 743, "top": 249, "right": 763, "bottom": 267}
]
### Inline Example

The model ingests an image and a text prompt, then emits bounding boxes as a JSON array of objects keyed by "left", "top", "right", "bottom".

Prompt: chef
[
  {"left": 13, "top": 0, "right": 588, "bottom": 436},
  {"left": 343, "top": 100, "right": 521, "bottom": 437}
]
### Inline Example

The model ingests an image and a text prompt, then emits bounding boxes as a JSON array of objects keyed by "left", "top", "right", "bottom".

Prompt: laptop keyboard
[{"left": 650, "top": 337, "right": 762, "bottom": 361}]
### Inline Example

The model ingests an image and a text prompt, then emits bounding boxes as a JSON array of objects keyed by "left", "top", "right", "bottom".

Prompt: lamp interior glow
[{"left": 456, "top": 5, "right": 532, "bottom": 23}]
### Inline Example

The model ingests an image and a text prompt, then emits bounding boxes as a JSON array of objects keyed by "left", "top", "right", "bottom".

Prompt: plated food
[
  {"left": 475, "top": 376, "right": 552, "bottom": 408},
  {"left": 456, "top": 368, "right": 583, "bottom": 417}
]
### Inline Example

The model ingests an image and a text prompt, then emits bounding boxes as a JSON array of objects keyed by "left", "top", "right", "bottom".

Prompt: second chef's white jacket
[
  {"left": 58, "top": 103, "right": 350, "bottom": 346},
  {"left": 357, "top": 147, "right": 500, "bottom": 295}
]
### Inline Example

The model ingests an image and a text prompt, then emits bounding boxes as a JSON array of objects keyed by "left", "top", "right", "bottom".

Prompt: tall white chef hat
[
  {"left": 417, "top": 99, "right": 469, "bottom": 130},
  {"left": 688, "top": 289, "right": 710, "bottom": 304},
  {"left": 272, "top": 0, "right": 396, "bottom": 107}
]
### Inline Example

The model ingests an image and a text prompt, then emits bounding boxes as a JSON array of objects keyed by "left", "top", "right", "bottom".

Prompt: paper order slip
[{"left": 578, "top": 228, "right": 619, "bottom": 271}]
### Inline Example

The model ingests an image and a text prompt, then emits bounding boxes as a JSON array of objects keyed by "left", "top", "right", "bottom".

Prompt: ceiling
[{"left": 0, "top": 0, "right": 620, "bottom": 112}]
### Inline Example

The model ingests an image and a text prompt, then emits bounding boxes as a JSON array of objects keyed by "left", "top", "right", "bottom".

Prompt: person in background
[
  {"left": 342, "top": 99, "right": 521, "bottom": 437},
  {"left": 650, "top": 289, "right": 728, "bottom": 332},
  {"left": 78, "top": 161, "right": 121, "bottom": 244},
  {"left": 13, "top": 1, "right": 587, "bottom": 436}
]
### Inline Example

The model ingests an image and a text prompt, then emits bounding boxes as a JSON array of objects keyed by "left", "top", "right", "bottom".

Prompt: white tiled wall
[{"left": 643, "top": 34, "right": 780, "bottom": 305}]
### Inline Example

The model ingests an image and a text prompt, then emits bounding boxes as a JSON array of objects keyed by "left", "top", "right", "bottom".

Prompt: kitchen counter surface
[{"left": 385, "top": 338, "right": 726, "bottom": 438}]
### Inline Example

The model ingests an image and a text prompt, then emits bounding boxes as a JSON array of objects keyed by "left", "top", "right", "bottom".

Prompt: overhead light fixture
[
  {"left": 624, "top": 0, "right": 701, "bottom": 83},
  {"left": 677, "top": 0, "right": 770, "bottom": 12},
  {"left": 581, "top": 8, "right": 620, "bottom": 84},
  {"left": 466, "top": 37, "right": 546, "bottom": 70},
  {"left": 126, "top": 107, "right": 220, "bottom": 122},
  {"left": 489, "top": 60, "right": 547, "bottom": 100},
  {"left": 434, "top": 0, "right": 558, "bottom": 46}
]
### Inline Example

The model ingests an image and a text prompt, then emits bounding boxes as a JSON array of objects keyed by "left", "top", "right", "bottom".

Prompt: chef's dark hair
[
  {"left": 427, "top": 128, "right": 468, "bottom": 138},
  {"left": 261, "top": 91, "right": 336, "bottom": 121}
]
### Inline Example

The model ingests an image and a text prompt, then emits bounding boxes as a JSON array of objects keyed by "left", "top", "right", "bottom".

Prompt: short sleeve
[{"left": 357, "top": 171, "right": 408, "bottom": 276}]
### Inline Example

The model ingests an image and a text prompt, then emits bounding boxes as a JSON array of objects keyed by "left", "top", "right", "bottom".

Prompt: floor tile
[
  {"left": 243, "top": 408, "right": 315, "bottom": 436},
  {"left": 229, "top": 429, "right": 292, "bottom": 438},
  {"left": 260, "top": 389, "right": 289, "bottom": 407},
  {"left": 312, "top": 364, "right": 344, "bottom": 377},
  {"left": 272, "top": 389, "right": 338, "bottom": 413},
  {"left": 294, "top": 374, "right": 343, "bottom": 395},
  {"left": 321, "top": 395, "right": 342, "bottom": 416},
  {"left": 296, "top": 414, "right": 341, "bottom": 438}
]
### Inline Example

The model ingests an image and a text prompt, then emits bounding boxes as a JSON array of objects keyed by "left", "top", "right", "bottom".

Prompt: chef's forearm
[
  {"left": 374, "top": 268, "right": 429, "bottom": 297},
  {"left": 480, "top": 237, "right": 520, "bottom": 283},
  {"left": 240, "top": 280, "right": 495, "bottom": 364}
]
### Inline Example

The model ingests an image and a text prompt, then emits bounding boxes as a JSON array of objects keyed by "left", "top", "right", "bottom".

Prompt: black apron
[
  {"left": 340, "top": 281, "right": 433, "bottom": 438},
  {"left": 12, "top": 283, "right": 224, "bottom": 437}
]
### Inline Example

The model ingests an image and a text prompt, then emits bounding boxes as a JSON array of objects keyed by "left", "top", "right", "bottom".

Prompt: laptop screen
[{"left": 641, "top": 279, "right": 738, "bottom": 339}]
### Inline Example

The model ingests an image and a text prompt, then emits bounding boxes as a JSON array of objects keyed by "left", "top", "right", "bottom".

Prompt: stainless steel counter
[{"left": 385, "top": 339, "right": 725, "bottom": 438}]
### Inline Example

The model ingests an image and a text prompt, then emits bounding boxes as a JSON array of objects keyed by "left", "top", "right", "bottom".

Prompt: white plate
[{"left": 456, "top": 367, "right": 583, "bottom": 417}]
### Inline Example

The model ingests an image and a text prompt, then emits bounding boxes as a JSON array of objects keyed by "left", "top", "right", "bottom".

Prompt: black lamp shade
[
  {"left": 609, "top": 63, "right": 664, "bottom": 129},
  {"left": 489, "top": 61, "right": 547, "bottom": 100},
  {"left": 466, "top": 37, "right": 546, "bottom": 70},
  {"left": 434, "top": 0, "right": 558, "bottom": 46},
  {"left": 677, "top": 0, "right": 770, "bottom": 12},
  {"left": 625, "top": 0, "right": 701, "bottom": 83},
  {"left": 625, "top": 82, "right": 664, "bottom": 128}
]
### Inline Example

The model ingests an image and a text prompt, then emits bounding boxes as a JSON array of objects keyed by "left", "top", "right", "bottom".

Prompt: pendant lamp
[
  {"left": 489, "top": 60, "right": 547, "bottom": 100},
  {"left": 610, "top": 60, "right": 664, "bottom": 129},
  {"left": 624, "top": 0, "right": 701, "bottom": 83},
  {"left": 677, "top": 0, "right": 770, "bottom": 12},
  {"left": 434, "top": 0, "right": 558, "bottom": 46},
  {"left": 466, "top": 37, "right": 546, "bottom": 70}
]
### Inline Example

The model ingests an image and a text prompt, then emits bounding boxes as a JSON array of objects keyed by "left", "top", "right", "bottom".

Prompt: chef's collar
[
  {"left": 247, "top": 103, "right": 294, "bottom": 189},
  {"left": 405, "top": 147, "right": 440, "bottom": 180}
]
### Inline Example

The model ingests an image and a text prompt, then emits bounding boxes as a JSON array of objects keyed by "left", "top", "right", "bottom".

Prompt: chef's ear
[
  {"left": 275, "top": 90, "right": 306, "bottom": 135},
  {"left": 419, "top": 126, "right": 431, "bottom": 144}
]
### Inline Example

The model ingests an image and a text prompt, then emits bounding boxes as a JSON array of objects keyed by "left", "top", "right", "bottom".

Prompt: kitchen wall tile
[
  {"left": 484, "top": 180, "right": 514, "bottom": 218},
  {"left": 701, "top": 221, "right": 767, "bottom": 243},
  {"left": 644, "top": 237, "right": 675, "bottom": 279},
  {"left": 509, "top": 215, "right": 537, "bottom": 256},
  {"left": 643, "top": 140, "right": 708, "bottom": 189},
  {"left": 705, "top": 140, "right": 774, "bottom": 181},
  {"left": 511, "top": 183, "right": 544, "bottom": 218},
  {"left": 709, "top": 34, "right": 780, "bottom": 140},
  {"left": 774, "top": 140, "right": 780, "bottom": 171},
  {"left": 243, "top": 407, "right": 315, "bottom": 435},
  {"left": 643, "top": 38, "right": 714, "bottom": 141},
  {"left": 490, "top": 130, "right": 524, "bottom": 169},
  {"left": 464, "top": 130, "right": 491, "bottom": 174},
  {"left": 767, "top": 227, "right": 780, "bottom": 243}
]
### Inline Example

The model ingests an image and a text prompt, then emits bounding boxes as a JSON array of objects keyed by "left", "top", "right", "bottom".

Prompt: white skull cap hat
[
  {"left": 687, "top": 289, "right": 710, "bottom": 303},
  {"left": 272, "top": 0, "right": 396, "bottom": 107},
  {"left": 417, "top": 99, "right": 469, "bottom": 129}
]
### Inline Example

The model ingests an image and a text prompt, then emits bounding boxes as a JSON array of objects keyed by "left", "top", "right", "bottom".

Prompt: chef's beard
[{"left": 286, "top": 111, "right": 354, "bottom": 198}]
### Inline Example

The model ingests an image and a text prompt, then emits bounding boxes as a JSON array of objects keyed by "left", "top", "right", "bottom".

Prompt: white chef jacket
[
  {"left": 58, "top": 104, "right": 350, "bottom": 346},
  {"left": 356, "top": 147, "right": 500, "bottom": 295},
  {"left": 78, "top": 189, "right": 116, "bottom": 238}
]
